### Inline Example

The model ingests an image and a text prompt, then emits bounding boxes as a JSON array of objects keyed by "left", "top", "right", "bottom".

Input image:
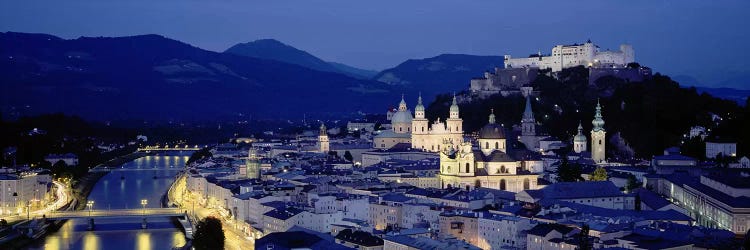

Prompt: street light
[
  {"left": 141, "top": 199, "right": 148, "bottom": 216},
  {"left": 87, "top": 200, "right": 94, "bottom": 217}
]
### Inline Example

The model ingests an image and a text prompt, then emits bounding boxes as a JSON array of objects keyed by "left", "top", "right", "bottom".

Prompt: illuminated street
[{"left": 170, "top": 173, "right": 254, "bottom": 250}]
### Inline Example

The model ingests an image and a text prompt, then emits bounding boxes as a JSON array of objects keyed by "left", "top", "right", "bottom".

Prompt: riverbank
[
  {"left": 1, "top": 151, "right": 143, "bottom": 249},
  {"left": 73, "top": 151, "right": 146, "bottom": 209},
  {"left": 96, "top": 151, "right": 148, "bottom": 169}
]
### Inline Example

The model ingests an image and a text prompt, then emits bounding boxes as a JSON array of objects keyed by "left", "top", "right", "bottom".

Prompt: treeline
[
  {"left": 0, "top": 113, "right": 138, "bottom": 178},
  {"left": 426, "top": 66, "right": 750, "bottom": 159}
]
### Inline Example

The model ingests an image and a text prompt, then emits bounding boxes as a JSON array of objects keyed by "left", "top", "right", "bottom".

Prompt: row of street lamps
[{"left": 85, "top": 199, "right": 148, "bottom": 217}]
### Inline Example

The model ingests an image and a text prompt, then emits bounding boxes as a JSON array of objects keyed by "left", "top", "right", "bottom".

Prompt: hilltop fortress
[
  {"left": 471, "top": 40, "right": 650, "bottom": 98},
  {"left": 504, "top": 40, "right": 634, "bottom": 72}
]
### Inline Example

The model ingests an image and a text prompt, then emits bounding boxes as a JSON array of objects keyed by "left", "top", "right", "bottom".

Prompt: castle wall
[{"left": 505, "top": 42, "right": 634, "bottom": 72}]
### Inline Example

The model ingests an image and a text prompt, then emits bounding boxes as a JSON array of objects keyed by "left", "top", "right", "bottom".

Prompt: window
[
  {"left": 465, "top": 163, "right": 470, "bottom": 173},
  {"left": 495, "top": 142, "right": 499, "bottom": 149},
  {"left": 485, "top": 142, "right": 489, "bottom": 149}
]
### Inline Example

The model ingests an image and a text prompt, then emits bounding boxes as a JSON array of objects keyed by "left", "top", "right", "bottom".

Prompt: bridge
[
  {"left": 45, "top": 208, "right": 183, "bottom": 220},
  {"left": 137, "top": 145, "right": 206, "bottom": 152}
]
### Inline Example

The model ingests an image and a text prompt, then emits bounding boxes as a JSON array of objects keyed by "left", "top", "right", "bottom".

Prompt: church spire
[
  {"left": 488, "top": 109, "right": 496, "bottom": 124},
  {"left": 415, "top": 92, "right": 424, "bottom": 110},
  {"left": 574, "top": 121, "right": 586, "bottom": 142},
  {"left": 449, "top": 93, "right": 459, "bottom": 119},
  {"left": 592, "top": 99, "right": 605, "bottom": 132},
  {"left": 522, "top": 95, "right": 534, "bottom": 122},
  {"left": 398, "top": 94, "right": 407, "bottom": 111},
  {"left": 319, "top": 122, "right": 327, "bottom": 136}
]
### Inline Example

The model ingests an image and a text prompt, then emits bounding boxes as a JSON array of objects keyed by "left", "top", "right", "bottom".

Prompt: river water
[{"left": 29, "top": 153, "right": 190, "bottom": 250}]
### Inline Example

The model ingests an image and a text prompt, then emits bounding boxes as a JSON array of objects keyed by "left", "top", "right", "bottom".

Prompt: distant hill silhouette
[
  {"left": 224, "top": 39, "right": 376, "bottom": 79},
  {"left": 0, "top": 32, "right": 393, "bottom": 121},
  {"left": 372, "top": 54, "right": 504, "bottom": 98}
]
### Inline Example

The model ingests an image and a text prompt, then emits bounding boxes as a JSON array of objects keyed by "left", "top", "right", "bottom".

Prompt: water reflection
[{"left": 31, "top": 152, "right": 190, "bottom": 250}]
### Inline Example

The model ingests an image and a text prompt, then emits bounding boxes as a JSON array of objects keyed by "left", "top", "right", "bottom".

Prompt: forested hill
[{"left": 426, "top": 66, "right": 750, "bottom": 159}]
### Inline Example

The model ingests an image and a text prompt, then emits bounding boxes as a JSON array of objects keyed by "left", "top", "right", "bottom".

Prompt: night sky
[{"left": 2, "top": 0, "right": 749, "bottom": 88}]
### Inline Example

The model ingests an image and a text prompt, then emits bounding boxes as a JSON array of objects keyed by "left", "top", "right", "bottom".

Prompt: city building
[
  {"left": 705, "top": 140, "right": 737, "bottom": 158},
  {"left": 648, "top": 170, "right": 750, "bottom": 234},
  {"left": 516, "top": 181, "right": 634, "bottom": 210},
  {"left": 477, "top": 213, "right": 535, "bottom": 249},
  {"left": 0, "top": 172, "right": 52, "bottom": 216}
]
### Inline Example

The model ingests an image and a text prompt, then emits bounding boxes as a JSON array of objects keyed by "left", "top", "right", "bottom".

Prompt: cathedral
[
  {"left": 373, "top": 95, "right": 463, "bottom": 152},
  {"left": 412, "top": 94, "right": 464, "bottom": 152},
  {"left": 438, "top": 112, "right": 540, "bottom": 192}
]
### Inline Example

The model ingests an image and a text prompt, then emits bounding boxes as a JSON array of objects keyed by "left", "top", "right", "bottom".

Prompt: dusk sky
[{"left": 2, "top": 0, "right": 749, "bottom": 88}]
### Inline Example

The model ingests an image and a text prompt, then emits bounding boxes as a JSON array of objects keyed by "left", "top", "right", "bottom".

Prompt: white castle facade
[{"left": 504, "top": 40, "right": 634, "bottom": 72}]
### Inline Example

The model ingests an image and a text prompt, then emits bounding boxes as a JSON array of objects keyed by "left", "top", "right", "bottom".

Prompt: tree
[
  {"left": 590, "top": 167, "right": 608, "bottom": 181},
  {"left": 626, "top": 174, "right": 640, "bottom": 192},
  {"left": 343, "top": 151, "right": 353, "bottom": 162},
  {"left": 187, "top": 148, "right": 212, "bottom": 165},
  {"left": 557, "top": 156, "right": 583, "bottom": 182},
  {"left": 328, "top": 151, "right": 338, "bottom": 158},
  {"left": 193, "top": 216, "right": 225, "bottom": 250},
  {"left": 576, "top": 224, "right": 592, "bottom": 250},
  {"left": 635, "top": 193, "right": 642, "bottom": 211}
]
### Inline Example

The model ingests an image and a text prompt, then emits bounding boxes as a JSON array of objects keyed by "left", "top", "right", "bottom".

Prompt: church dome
[
  {"left": 479, "top": 123, "right": 505, "bottom": 139},
  {"left": 574, "top": 122, "right": 587, "bottom": 142},
  {"left": 391, "top": 110, "right": 413, "bottom": 124}
]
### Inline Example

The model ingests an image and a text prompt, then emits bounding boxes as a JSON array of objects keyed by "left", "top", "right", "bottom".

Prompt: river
[{"left": 29, "top": 152, "right": 190, "bottom": 250}]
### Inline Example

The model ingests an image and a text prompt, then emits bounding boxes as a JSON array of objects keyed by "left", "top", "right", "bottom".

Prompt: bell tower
[
  {"left": 318, "top": 123, "right": 330, "bottom": 153},
  {"left": 591, "top": 100, "right": 606, "bottom": 163}
]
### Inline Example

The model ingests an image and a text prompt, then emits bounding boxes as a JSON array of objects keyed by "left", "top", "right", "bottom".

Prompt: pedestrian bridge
[{"left": 45, "top": 208, "right": 184, "bottom": 220}]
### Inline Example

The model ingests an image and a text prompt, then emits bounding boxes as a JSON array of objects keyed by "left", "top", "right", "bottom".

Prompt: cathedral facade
[
  {"left": 438, "top": 112, "right": 539, "bottom": 192},
  {"left": 412, "top": 95, "right": 464, "bottom": 152},
  {"left": 374, "top": 95, "right": 463, "bottom": 152}
]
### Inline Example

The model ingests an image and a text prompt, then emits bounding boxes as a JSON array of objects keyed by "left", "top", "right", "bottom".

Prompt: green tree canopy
[
  {"left": 556, "top": 156, "right": 583, "bottom": 182},
  {"left": 193, "top": 216, "right": 225, "bottom": 250},
  {"left": 590, "top": 167, "right": 608, "bottom": 181}
]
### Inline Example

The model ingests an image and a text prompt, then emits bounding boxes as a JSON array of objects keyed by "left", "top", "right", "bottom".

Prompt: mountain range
[
  {"left": 0, "top": 32, "right": 504, "bottom": 121},
  {"left": 372, "top": 54, "right": 504, "bottom": 96},
  {"left": 0, "top": 32, "right": 395, "bottom": 121},
  {"left": 3, "top": 31, "right": 742, "bottom": 122},
  {"left": 225, "top": 39, "right": 377, "bottom": 80}
]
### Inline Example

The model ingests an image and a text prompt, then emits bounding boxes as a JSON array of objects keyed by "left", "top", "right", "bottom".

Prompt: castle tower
[
  {"left": 573, "top": 121, "right": 587, "bottom": 153},
  {"left": 318, "top": 123, "right": 330, "bottom": 153},
  {"left": 246, "top": 147, "right": 261, "bottom": 179},
  {"left": 591, "top": 100, "right": 606, "bottom": 163}
]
